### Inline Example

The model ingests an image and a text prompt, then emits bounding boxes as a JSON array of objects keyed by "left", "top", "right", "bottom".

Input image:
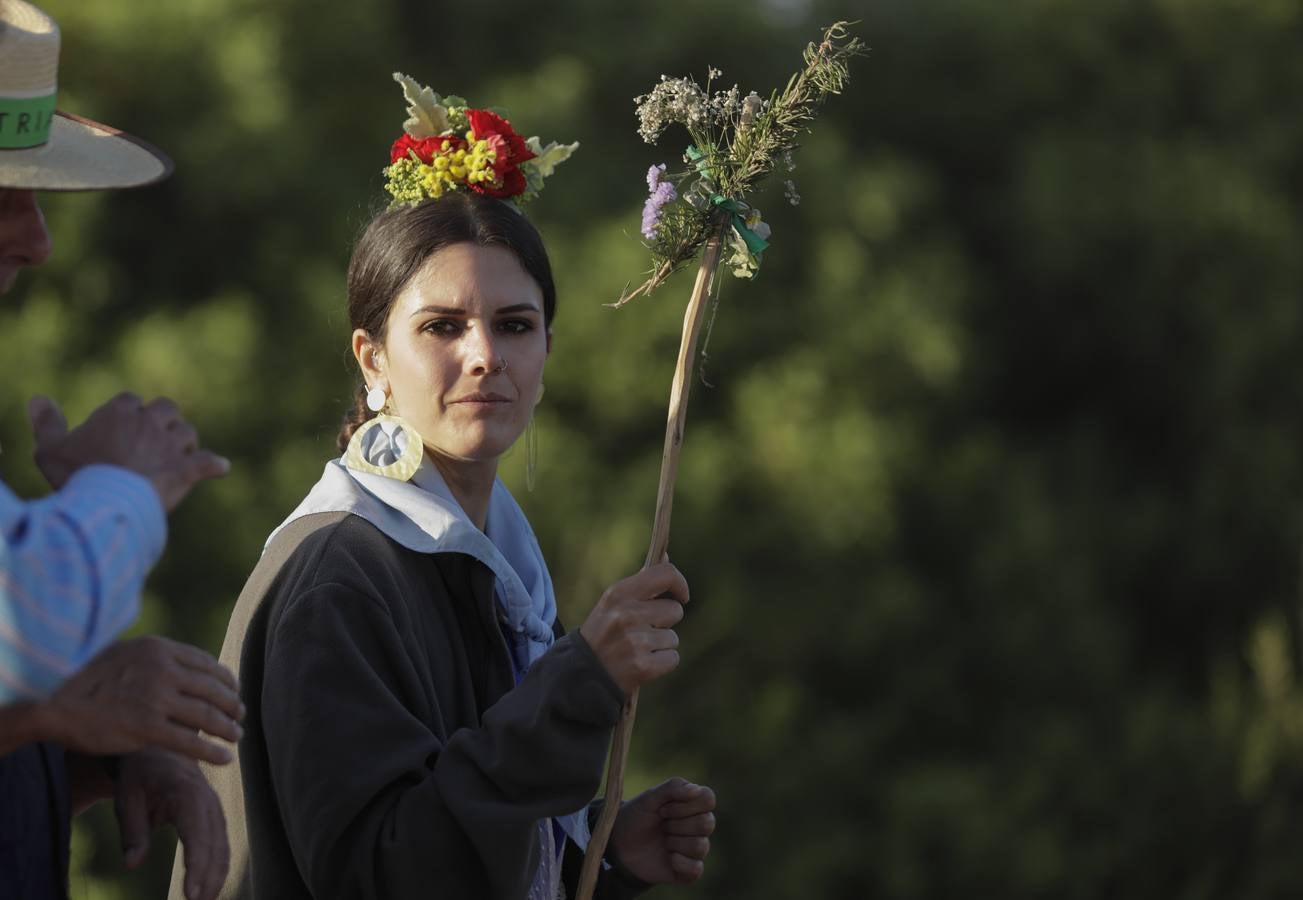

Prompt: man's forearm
[
  {"left": 0, "top": 465, "right": 166, "bottom": 702},
  {"left": 0, "top": 703, "right": 112, "bottom": 814}
]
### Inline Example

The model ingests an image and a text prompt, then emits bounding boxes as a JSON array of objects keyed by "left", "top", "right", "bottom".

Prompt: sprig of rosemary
[{"left": 619, "top": 21, "right": 865, "bottom": 306}]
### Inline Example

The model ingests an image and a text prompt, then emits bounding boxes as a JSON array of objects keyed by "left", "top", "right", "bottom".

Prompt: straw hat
[{"left": 0, "top": 0, "right": 172, "bottom": 191}]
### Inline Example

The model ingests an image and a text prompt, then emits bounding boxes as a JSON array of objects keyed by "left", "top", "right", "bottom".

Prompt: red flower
[
  {"left": 471, "top": 167, "right": 528, "bottom": 199},
  {"left": 465, "top": 109, "right": 535, "bottom": 198},
  {"left": 467, "top": 109, "right": 535, "bottom": 171},
  {"left": 390, "top": 133, "right": 465, "bottom": 164}
]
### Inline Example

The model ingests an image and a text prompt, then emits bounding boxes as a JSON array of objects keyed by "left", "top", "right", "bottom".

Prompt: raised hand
[
  {"left": 29, "top": 392, "right": 229, "bottom": 511},
  {"left": 579, "top": 561, "right": 689, "bottom": 696},
  {"left": 41, "top": 635, "right": 244, "bottom": 765},
  {"left": 609, "top": 777, "right": 717, "bottom": 885}
]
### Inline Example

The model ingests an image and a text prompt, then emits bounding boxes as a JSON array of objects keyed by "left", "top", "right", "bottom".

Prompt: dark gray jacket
[{"left": 169, "top": 511, "right": 645, "bottom": 900}]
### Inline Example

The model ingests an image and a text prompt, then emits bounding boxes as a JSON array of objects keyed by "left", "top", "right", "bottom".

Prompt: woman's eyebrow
[
  {"left": 409, "top": 305, "right": 465, "bottom": 317},
  {"left": 408, "top": 302, "right": 540, "bottom": 318}
]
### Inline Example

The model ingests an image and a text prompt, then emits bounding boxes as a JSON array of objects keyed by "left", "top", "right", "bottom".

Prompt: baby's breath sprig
[{"left": 616, "top": 21, "right": 865, "bottom": 306}]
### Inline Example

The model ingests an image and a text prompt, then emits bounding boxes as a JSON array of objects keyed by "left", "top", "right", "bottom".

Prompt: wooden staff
[{"left": 577, "top": 222, "right": 729, "bottom": 899}]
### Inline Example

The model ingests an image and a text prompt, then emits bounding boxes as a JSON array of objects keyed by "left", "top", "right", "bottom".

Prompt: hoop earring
[
  {"left": 345, "top": 388, "right": 424, "bottom": 482},
  {"left": 525, "top": 381, "right": 544, "bottom": 492}
]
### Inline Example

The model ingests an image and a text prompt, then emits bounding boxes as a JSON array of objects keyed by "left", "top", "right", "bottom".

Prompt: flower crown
[{"left": 383, "top": 73, "right": 578, "bottom": 207}]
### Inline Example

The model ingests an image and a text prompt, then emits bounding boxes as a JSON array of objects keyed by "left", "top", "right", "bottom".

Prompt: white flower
[
  {"left": 634, "top": 76, "right": 710, "bottom": 144},
  {"left": 710, "top": 85, "right": 740, "bottom": 125}
]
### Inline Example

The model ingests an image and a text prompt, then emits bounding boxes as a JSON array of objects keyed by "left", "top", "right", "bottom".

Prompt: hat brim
[{"left": 0, "top": 111, "right": 172, "bottom": 191}]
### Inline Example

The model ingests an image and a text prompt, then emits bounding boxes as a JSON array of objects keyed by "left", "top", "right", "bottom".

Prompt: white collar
[{"left": 268, "top": 457, "right": 557, "bottom": 667}]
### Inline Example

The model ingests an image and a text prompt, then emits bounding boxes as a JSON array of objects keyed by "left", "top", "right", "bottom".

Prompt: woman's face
[{"left": 359, "top": 241, "right": 550, "bottom": 468}]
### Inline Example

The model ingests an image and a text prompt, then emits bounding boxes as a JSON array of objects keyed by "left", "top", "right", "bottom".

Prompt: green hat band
[{"left": 0, "top": 93, "right": 57, "bottom": 150}]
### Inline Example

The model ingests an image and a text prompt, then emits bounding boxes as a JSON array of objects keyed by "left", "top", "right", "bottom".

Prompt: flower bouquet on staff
[{"left": 577, "top": 20, "right": 865, "bottom": 900}]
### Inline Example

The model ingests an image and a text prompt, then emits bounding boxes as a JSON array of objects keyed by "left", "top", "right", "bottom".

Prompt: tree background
[{"left": 3, "top": 0, "right": 1303, "bottom": 896}]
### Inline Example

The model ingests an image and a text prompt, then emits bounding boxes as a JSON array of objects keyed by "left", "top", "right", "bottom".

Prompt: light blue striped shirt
[{"left": 0, "top": 464, "right": 166, "bottom": 700}]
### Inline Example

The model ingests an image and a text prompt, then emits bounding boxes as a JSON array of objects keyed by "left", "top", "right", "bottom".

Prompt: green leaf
[{"left": 522, "top": 137, "right": 580, "bottom": 178}]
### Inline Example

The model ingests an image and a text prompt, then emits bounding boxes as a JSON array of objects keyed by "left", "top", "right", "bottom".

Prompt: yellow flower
[{"left": 384, "top": 133, "right": 502, "bottom": 204}]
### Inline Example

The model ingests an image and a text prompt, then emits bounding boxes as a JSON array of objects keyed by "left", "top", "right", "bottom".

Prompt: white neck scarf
[{"left": 268, "top": 457, "right": 557, "bottom": 668}]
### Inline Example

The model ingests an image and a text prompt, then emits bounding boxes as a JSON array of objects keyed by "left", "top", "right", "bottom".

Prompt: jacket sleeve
[
  {"left": 0, "top": 466, "right": 165, "bottom": 700},
  {"left": 559, "top": 807, "right": 654, "bottom": 900},
  {"left": 260, "top": 580, "right": 625, "bottom": 900}
]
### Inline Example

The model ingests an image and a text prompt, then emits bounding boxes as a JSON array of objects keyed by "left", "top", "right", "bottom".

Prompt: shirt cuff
[{"left": 60, "top": 465, "right": 167, "bottom": 568}]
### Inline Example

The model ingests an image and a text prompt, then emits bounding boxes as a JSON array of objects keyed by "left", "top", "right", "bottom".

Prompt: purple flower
[{"left": 641, "top": 164, "right": 677, "bottom": 240}]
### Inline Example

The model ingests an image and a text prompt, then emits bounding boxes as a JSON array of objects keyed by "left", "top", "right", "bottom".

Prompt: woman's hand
[
  {"left": 579, "top": 562, "right": 689, "bottom": 696},
  {"left": 609, "top": 777, "right": 717, "bottom": 885}
]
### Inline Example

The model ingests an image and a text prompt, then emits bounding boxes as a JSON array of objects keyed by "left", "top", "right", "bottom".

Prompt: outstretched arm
[
  {"left": 0, "top": 636, "right": 243, "bottom": 762},
  {"left": 0, "top": 466, "right": 165, "bottom": 699}
]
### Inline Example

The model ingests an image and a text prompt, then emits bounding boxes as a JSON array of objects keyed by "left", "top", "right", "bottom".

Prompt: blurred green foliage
[{"left": 2, "top": 0, "right": 1302, "bottom": 896}]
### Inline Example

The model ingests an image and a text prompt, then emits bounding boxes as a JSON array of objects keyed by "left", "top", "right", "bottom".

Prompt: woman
[{"left": 171, "top": 192, "right": 716, "bottom": 900}]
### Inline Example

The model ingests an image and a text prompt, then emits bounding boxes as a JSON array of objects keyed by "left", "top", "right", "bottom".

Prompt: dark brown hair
[{"left": 336, "top": 193, "right": 557, "bottom": 451}]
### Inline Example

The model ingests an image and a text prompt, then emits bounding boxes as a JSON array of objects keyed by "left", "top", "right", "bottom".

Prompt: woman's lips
[{"left": 450, "top": 392, "right": 511, "bottom": 404}]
